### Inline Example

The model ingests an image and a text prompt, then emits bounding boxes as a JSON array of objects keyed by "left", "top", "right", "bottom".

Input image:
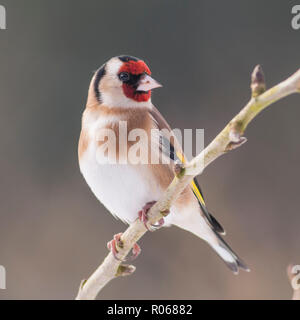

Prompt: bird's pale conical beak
[{"left": 136, "top": 74, "right": 162, "bottom": 92}]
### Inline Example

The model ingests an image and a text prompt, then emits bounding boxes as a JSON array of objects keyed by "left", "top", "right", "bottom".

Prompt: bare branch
[{"left": 76, "top": 67, "right": 300, "bottom": 300}]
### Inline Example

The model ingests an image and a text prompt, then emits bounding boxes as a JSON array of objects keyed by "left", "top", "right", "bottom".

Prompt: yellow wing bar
[
  {"left": 176, "top": 151, "right": 206, "bottom": 206},
  {"left": 191, "top": 180, "right": 206, "bottom": 206}
]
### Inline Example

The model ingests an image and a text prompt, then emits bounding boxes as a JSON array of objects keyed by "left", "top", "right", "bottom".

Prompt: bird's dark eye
[{"left": 119, "top": 72, "right": 130, "bottom": 82}]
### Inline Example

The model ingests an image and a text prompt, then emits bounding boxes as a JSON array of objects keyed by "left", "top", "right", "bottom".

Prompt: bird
[{"left": 78, "top": 55, "right": 249, "bottom": 274}]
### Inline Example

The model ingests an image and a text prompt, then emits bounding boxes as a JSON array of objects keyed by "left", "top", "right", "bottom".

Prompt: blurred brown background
[{"left": 0, "top": 0, "right": 299, "bottom": 299}]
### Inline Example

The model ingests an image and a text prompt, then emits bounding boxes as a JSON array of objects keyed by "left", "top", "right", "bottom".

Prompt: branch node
[
  {"left": 174, "top": 161, "right": 185, "bottom": 178},
  {"left": 160, "top": 208, "right": 170, "bottom": 217},
  {"left": 76, "top": 279, "right": 87, "bottom": 297},
  {"left": 229, "top": 129, "right": 242, "bottom": 143},
  {"left": 226, "top": 136, "right": 247, "bottom": 151},
  {"left": 79, "top": 279, "right": 87, "bottom": 289},
  {"left": 251, "top": 65, "right": 266, "bottom": 97},
  {"left": 116, "top": 264, "right": 136, "bottom": 277}
]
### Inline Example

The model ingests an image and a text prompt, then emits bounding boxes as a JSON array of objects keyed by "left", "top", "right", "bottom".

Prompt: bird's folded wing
[{"left": 149, "top": 105, "right": 225, "bottom": 234}]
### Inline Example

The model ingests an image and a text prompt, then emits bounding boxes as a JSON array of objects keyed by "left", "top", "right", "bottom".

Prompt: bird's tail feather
[
  {"left": 172, "top": 208, "right": 249, "bottom": 274},
  {"left": 209, "top": 231, "right": 250, "bottom": 274}
]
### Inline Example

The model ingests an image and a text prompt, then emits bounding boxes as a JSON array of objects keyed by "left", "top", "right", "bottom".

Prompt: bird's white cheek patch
[{"left": 101, "top": 90, "right": 152, "bottom": 109}]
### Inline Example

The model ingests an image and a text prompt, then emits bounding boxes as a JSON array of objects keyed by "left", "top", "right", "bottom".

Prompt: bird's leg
[
  {"left": 138, "top": 201, "right": 157, "bottom": 230},
  {"left": 130, "top": 243, "right": 142, "bottom": 261},
  {"left": 107, "top": 233, "right": 123, "bottom": 261},
  {"left": 107, "top": 233, "right": 141, "bottom": 261},
  {"left": 138, "top": 201, "right": 169, "bottom": 231}
]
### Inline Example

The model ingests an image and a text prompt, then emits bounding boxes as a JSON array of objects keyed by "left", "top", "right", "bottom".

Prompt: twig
[
  {"left": 76, "top": 66, "right": 300, "bottom": 300},
  {"left": 287, "top": 264, "right": 300, "bottom": 300}
]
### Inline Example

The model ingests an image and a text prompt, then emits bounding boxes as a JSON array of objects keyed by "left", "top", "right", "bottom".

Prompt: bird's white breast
[{"left": 79, "top": 118, "right": 163, "bottom": 224}]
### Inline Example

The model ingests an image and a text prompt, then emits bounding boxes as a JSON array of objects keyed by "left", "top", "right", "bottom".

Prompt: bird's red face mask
[{"left": 118, "top": 60, "right": 162, "bottom": 102}]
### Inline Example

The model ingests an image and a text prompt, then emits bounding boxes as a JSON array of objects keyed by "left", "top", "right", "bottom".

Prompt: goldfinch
[{"left": 78, "top": 55, "right": 249, "bottom": 274}]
